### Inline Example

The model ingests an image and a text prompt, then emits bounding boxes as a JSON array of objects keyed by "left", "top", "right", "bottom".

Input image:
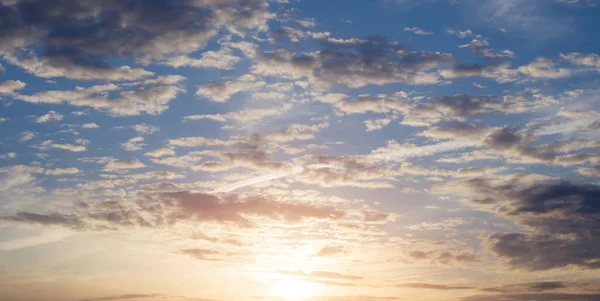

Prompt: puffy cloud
[
  {"left": 81, "top": 123, "right": 99, "bottom": 129},
  {"left": 133, "top": 124, "right": 160, "bottom": 135},
  {"left": 560, "top": 52, "right": 600, "bottom": 69},
  {"left": 403, "top": 250, "right": 479, "bottom": 265},
  {"left": 252, "top": 36, "right": 454, "bottom": 88},
  {"left": 169, "top": 137, "right": 230, "bottom": 148},
  {"left": 364, "top": 118, "right": 393, "bottom": 132},
  {"left": 0, "top": 152, "right": 16, "bottom": 159},
  {"left": 45, "top": 167, "right": 81, "bottom": 176},
  {"left": 0, "top": 0, "right": 272, "bottom": 80},
  {"left": 16, "top": 83, "right": 184, "bottom": 116},
  {"left": 0, "top": 80, "right": 25, "bottom": 94},
  {"left": 20, "top": 131, "right": 36, "bottom": 142},
  {"left": 126, "top": 171, "right": 184, "bottom": 181},
  {"left": 196, "top": 75, "right": 266, "bottom": 102},
  {"left": 436, "top": 176, "right": 600, "bottom": 271},
  {"left": 35, "top": 110, "right": 63, "bottom": 123},
  {"left": 446, "top": 28, "right": 473, "bottom": 38},
  {"left": 51, "top": 143, "right": 86, "bottom": 152},
  {"left": 403, "top": 27, "right": 433, "bottom": 35},
  {"left": 144, "top": 147, "right": 176, "bottom": 158},
  {"left": 121, "top": 137, "right": 146, "bottom": 151},
  {"left": 1, "top": 191, "right": 350, "bottom": 229},
  {"left": 184, "top": 104, "right": 292, "bottom": 123},
  {"left": 2, "top": 53, "right": 153, "bottom": 81},
  {"left": 103, "top": 159, "right": 146, "bottom": 171},
  {"left": 162, "top": 47, "right": 240, "bottom": 69}
]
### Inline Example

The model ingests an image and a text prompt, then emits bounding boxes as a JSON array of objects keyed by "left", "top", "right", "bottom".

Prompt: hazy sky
[{"left": 1, "top": 0, "right": 600, "bottom": 301}]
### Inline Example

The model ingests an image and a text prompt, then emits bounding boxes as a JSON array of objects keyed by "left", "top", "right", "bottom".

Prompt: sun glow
[{"left": 271, "top": 279, "right": 313, "bottom": 300}]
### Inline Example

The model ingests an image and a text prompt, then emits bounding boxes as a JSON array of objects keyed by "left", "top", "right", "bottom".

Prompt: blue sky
[{"left": 0, "top": 1, "right": 600, "bottom": 301}]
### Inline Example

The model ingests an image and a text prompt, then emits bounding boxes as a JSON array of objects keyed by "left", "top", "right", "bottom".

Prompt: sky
[{"left": 0, "top": 0, "right": 600, "bottom": 301}]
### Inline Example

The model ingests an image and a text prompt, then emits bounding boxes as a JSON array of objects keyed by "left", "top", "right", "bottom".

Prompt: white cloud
[
  {"left": 20, "top": 131, "right": 36, "bottom": 142},
  {"left": 45, "top": 167, "right": 81, "bottom": 176},
  {"left": 35, "top": 110, "right": 64, "bottom": 123},
  {"left": 121, "top": 137, "right": 146, "bottom": 151},
  {"left": 81, "top": 123, "right": 99, "bottom": 129},
  {"left": 404, "top": 27, "right": 433, "bottom": 35},
  {"left": 51, "top": 143, "right": 86, "bottom": 152},
  {"left": 0, "top": 80, "right": 25, "bottom": 94},
  {"left": 133, "top": 124, "right": 160, "bottom": 135},
  {"left": 162, "top": 47, "right": 240, "bottom": 70},
  {"left": 144, "top": 147, "right": 176, "bottom": 158}
]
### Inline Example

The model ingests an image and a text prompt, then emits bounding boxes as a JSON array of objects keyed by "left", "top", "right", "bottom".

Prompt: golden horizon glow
[{"left": 271, "top": 279, "right": 314, "bottom": 300}]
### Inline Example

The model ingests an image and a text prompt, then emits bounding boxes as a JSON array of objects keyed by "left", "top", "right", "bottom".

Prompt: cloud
[
  {"left": 19, "top": 131, "right": 36, "bottom": 142},
  {"left": 133, "top": 124, "right": 160, "bottom": 135},
  {"left": 121, "top": 137, "right": 146, "bottom": 151},
  {"left": 560, "top": 52, "right": 600, "bottom": 70},
  {"left": 0, "top": 0, "right": 272, "bottom": 80},
  {"left": 51, "top": 143, "right": 86, "bottom": 152},
  {"left": 196, "top": 75, "right": 266, "bottom": 102},
  {"left": 436, "top": 176, "right": 600, "bottom": 270},
  {"left": 144, "top": 147, "right": 176, "bottom": 158},
  {"left": 1, "top": 191, "right": 350, "bottom": 230},
  {"left": 81, "top": 123, "right": 99, "bottom": 129},
  {"left": 460, "top": 293, "right": 600, "bottom": 301},
  {"left": 399, "top": 283, "right": 474, "bottom": 290},
  {"left": 403, "top": 250, "right": 479, "bottom": 265},
  {"left": 403, "top": 27, "right": 433, "bottom": 35},
  {"left": 45, "top": 167, "right": 81, "bottom": 176},
  {"left": 179, "top": 249, "right": 228, "bottom": 261},
  {"left": 364, "top": 118, "right": 393, "bottom": 131},
  {"left": 103, "top": 159, "right": 146, "bottom": 171},
  {"left": 169, "top": 137, "right": 230, "bottom": 148},
  {"left": 0, "top": 172, "right": 34, "bottom": 192},
  {"left": 79, "top": 294, "right": 162, "bottom": 301},
  {"left": 35, "top": 110, "right": 63, "bottom": 123},
  {"left": 162, "top": 47, "right": 240, "bottom": 70},
  {"left": 482, "top": 281, "right": 571, "bottom": 293},
  {"left": 17, "top": 83, "right": 184, "bottom": 116},
  {"left": 446, "top": 29, "right": 473, "bottom": 38},
  {"left": 0, "top": 80, "right": 25, "bottom": 94},
  {"left": 252, "top": 36, "right": 454, "bottom": 88},
  {"left": 315, "top": 245, "right": 349, "bottom": 257}
]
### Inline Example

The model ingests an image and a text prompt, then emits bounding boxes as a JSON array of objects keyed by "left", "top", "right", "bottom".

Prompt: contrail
[
  {"left": 211, "top": 164, "right": 338, "bottom": 193},
  {"left": 210, "top": 140, "right": 476, "bottom": 193},
  {"left": 212, "top": 171, "right": 292, "bottom": 193}
]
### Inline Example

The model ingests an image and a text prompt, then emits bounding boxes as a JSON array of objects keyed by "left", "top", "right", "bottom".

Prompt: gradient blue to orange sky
[{"left": 0, "top": 1, "right": 599, "bottom": 301}]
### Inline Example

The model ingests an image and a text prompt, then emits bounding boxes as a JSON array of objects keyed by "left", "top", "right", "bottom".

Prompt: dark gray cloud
[
  {"left": 460, "top": 293, "right": 600, "bottom": 301},
  {"left": 0, "top": 0, "right": 271, "bottom": 80},
  {"left": 252, "top": 36, "right": 455, "bottom": 87},
  {"left": 405, "top": 250, "right": 479, "bottom": 265},
  {"left": 400, "top": 283, "right": 474, "bottom": 290},
  {"left": 439, "top": 177, "right": 600, "bottom": 271},
  {"left": 482, "top": 281, "right": 569, "bottom": 293},
  {"left": 80, "top": 294, "right": 161, "bottom": 301}
]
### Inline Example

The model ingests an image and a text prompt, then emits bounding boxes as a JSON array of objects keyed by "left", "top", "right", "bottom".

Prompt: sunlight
[{"left": 271, "top": 279, "right": 313, "bottom": 300}]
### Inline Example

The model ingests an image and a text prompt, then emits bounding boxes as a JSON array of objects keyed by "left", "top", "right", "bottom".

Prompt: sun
[{"left": 271, "top": 279, "right": 313, "bottom": 300}]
